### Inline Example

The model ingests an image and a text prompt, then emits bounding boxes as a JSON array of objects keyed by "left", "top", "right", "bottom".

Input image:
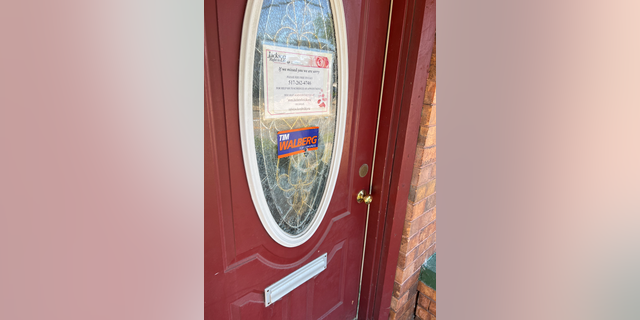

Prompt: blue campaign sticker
[{"left": 277, "top": 127, "right": 319, "bottom": 159}]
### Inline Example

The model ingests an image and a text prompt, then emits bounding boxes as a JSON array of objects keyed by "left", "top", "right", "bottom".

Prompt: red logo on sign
[
  {"left": 315, "top": 56, "right": 329, "bottom": 68},
  {"left": 317, "top": 89, "right": 327, "bottom": 108}
]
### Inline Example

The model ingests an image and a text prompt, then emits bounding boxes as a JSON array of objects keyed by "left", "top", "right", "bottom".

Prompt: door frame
[
  {"left": 204, "top": 0, "right": 435, "bottom": 318},
  {"left": 357, "top": 0, "right": 436, "bottom": 319}
]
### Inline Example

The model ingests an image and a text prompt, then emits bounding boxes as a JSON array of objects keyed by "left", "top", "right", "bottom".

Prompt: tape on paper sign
[{"left": 277, "top": 127, "right": 319, "bottom": 159}]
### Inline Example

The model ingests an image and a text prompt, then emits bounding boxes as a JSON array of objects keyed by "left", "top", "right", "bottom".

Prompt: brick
[
  {"left": 407, "top": 215, "right": 433, "bottom": 239},
  {"left": 422, "top": 231, "right": 436, "bottom": 249},
  {"left": 418, "top": 293, "right": 431, "bottom": 310},
  {"left": 400, "top": 231, "right": 420, "bottom": 255},
  {"left": 417, "top": 125, "right": 427, "bottom": 146},
  {"left": 396, "top": 306, "right": 415, "bottom": 320},
  {"left": 392, "top": 281, "right": 400, "bottom": 298},
  {"left": 423, "top": 80, "right": 436, "bottom": 106},
  {"left": 428, "top": 301, "right": 436, "bottom": 316},
  {"left": 418, "top": 239, "right": 430, "bottom": 257},
  {"left": 390, "top": 296, "right": 398, "bottom": 311},
  {"left": 430, "top": 163, "right": 436, "bottom": 179},
  {"left": 393, "top": 269, "right": 420, "bottom": 298},
  {"left": 397, "top": 245, "right": 418, "bottom": 269},
  {"left": 405, "top": 211, "right": 432, "bottom": 238},
  {"left": 425, "top": 244, "right": 436, "bottom": 260},
  {"left": 425, "top": 76, "right": 435, "bottom": 100},
  {"left": 416, "top": 313, "right": 431, "bottom": 320},
  {"left": 423, "top": 78, "right": 435, "bottom": 106},
  {"left": 389, "top": 309, "right": 397, "bottom": 320},
  {"left": 396, "top": 252, "right": 407, "bottom": 270},
  {"left": 414, "top": 146, "right": 436, "bottom": 167},
  {"left": 413, "top": 252, "right": 431, "bottom": 268},
  {"left": 425, "top": 207, "right": 436, "bottom": 225},
  {"left": 414, "top": 214, "right": 434, "bottom": 246},
  {"left": 420, "top": 103, "right": 435, "bottom": 128},
  {"left": 408, "top": 183, "right": 427, "bottom": 203},
  {"left": 395, "top": 263, "right": 416, "bottom": 284},
  {"left": 407, "top": 246, "right": 419, "bottom": 262},
  {"left": 398, "top": 246, "right": 433, "bottom": 283},
  {"left": 425, "top": 179, "right": 436, "bottom": 197},
  {"left": 406, "top": 198, "right": 427, "bottom": 221},
  {"left": 398, "top": 234, "right": 411, "bottom": 255},
  {"left": 417, "top": 281, "right": 427, "bottom": 295},
  {"left": 424, "top": 193, "right": 436, "bottom": 212},
  {"left": 405, "top": 235, "right": 420, "bottom": 254},
  {"left": 418, "top": 282, "right": 436, "bottom": 301},
  {"left": 393, "top": 290, "right": 411, "bottom": 311},
  {"left": 401, "top": 222, "right": 413, "bottom": 239},
  {"left": 429, "top": 104, "right": 436, "bottom": 126},
  {"left": 402, "top": 220, "right": 411, "bottom": 239},
  {"left": 396, "top": 292, "right": 418, "bottom": 319},
  {"left": 415, "top": 305, "right": 430, "bottom": 320},
  {"left": 417, "top": 125, "right": 435, "bottom": 148},
  {"left": 404, "top": 216, "right": 419, "bottom": 238},
  {"left": 423, "top": 87, "right": 435, "bottom": 108},
  {"left": 393, "top": 287, "right": 418, "bottom": 318},
  {"left": 424, "top": 221, "right": 436, "bottom": 238},
  {"left": 391, "top": 290, "right": 416, "bottom": 317},
  {"left": 413, "top": 252, "right": 429, "bottom": 272},
  {"left": 400, "top": 216, "right": 435, "bottom": 255},
  {"left": 420, "top": 104, "right": 434, "bottom": 126},
  {"left": 417, "top": 239, "right": 430, "bottom": 257},
  {"left": 410, "top": 164, "right": 433, "bottom": 186},
  {"left": 424, "top": 125, "right": 436, "bottom": 147},
  {"left": 418, "top": 225, "right": 431, "bottom": 243}
]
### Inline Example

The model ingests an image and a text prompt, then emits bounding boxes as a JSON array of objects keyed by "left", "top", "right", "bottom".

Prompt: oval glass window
[{"left": 239, "top": 0, "right": 348, "bottom": 247}]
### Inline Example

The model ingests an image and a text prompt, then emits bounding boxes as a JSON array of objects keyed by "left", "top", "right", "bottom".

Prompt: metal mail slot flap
[{"left": 264, "top": 253, "right": 327, "bottom": 307}]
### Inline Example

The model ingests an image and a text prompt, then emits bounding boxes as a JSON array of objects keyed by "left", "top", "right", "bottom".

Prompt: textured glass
[{"left": 253, "top": 0, "right": 338, "bottom": 236}]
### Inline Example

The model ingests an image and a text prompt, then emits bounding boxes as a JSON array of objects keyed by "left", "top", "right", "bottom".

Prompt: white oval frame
[{"left": 238, "top": 0, "right": 349, "bottom": 247}]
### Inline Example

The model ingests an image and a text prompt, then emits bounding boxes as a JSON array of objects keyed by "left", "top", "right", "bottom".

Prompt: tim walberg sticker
[{"left": 277, "top": 127, "right": 319, "bottom": 159}]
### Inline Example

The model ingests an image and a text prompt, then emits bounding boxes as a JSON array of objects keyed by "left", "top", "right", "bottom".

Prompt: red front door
[{"left": 206, "top": 0, "right": 391, "bottom": 318}]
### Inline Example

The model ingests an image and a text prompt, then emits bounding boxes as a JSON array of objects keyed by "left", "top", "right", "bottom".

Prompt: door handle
[{"left": 356, "top": 190, "right": 373, "bottom": 205}]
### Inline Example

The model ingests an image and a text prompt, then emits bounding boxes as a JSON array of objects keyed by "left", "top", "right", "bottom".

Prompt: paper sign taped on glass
[{"left": 263, "top": 44, "right": 334, "bottom": 119}]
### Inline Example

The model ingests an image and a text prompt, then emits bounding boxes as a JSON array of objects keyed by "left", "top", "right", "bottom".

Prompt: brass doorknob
[{"left": 357, "top": 190, "right": 373, "bottom": 204}]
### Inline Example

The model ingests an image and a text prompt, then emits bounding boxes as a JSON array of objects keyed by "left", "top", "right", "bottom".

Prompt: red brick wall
[
  {"left": 389, "top": 40, "right": 436, "bottom": 320},
  {"left": 416, "top": 282, "right": 436, "bottom": 320}
]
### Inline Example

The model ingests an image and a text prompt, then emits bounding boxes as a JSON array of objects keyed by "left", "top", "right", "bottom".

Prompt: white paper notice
[{"left": 262, "top": 44, "right": 334, "bottom": 119}]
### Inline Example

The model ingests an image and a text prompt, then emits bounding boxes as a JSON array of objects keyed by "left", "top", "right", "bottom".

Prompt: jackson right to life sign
[{"left": 262, "top": 44, "right": 334, "bottom": 119}]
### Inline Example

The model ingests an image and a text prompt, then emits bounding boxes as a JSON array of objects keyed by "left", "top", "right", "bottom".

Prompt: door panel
[{"left": 206, "top": 0, "right": 391, "bottom": 319}]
